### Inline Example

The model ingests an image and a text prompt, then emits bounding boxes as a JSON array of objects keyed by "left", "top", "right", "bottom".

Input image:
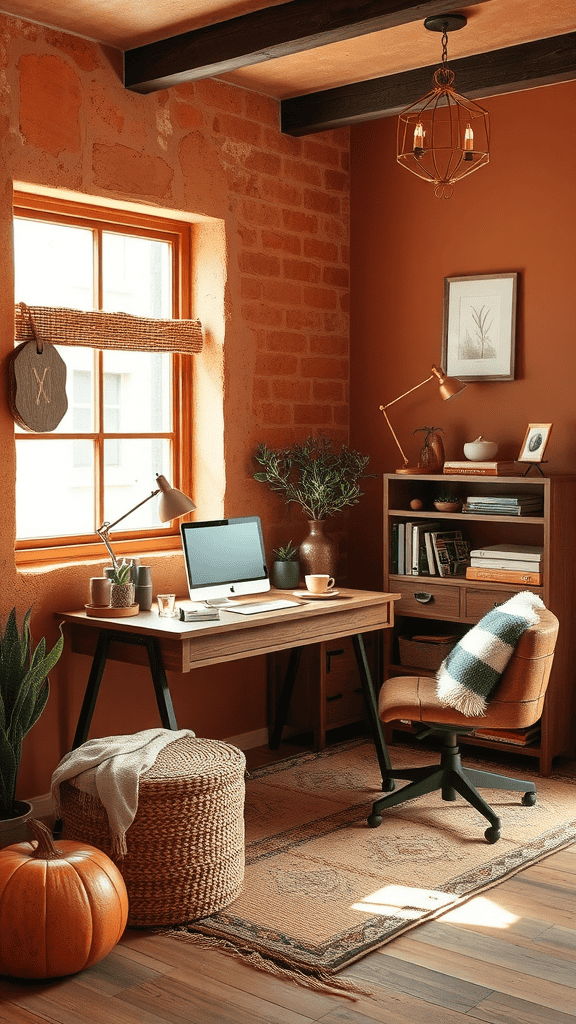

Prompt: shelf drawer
[
  {"left": 465, "top": 586, "right": 532, "bottom": 619},
  {"left": 393, "top": 579, "right": 461, "bottom": 618}
]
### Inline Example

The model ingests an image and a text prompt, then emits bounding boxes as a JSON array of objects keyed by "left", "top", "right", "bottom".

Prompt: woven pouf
[{"left": 60, "top": 736, "right": 246, "bottom": 927}]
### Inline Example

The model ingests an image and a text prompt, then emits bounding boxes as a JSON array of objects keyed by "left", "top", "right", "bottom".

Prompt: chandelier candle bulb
[{"left": 413, "top": 122, "right": 425, "bottom": 154}]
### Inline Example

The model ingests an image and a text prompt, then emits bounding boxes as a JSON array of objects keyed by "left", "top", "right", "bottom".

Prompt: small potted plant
[
  {"left": 433, "top": 491, "right": 462, "bottom": 512},
  {"left": 0, "top": 607, "right": 63, "bottom": 846},
  {"left": 109, "top": 561, "right": 136, "bottom": 608},
  {"left": 271, "top": 541, "right": 300, "bottom": 590}
]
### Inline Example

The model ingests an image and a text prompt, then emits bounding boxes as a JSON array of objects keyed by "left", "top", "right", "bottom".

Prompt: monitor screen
[{"left": 180, "top": 516, "right": 270, "bottom": 604}]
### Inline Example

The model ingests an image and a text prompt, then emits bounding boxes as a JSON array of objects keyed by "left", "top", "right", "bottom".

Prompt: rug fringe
[{"left": 159, "top": 928, "right": 373, "bottom": 1000}]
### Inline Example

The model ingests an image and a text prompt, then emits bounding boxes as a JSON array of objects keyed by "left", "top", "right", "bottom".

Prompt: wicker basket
[
  {"left": 60, "top": 736, "right": 246, "bottom": 927},
  {"left": 398, "top": 635, "right": 457, "bottom": 672}
]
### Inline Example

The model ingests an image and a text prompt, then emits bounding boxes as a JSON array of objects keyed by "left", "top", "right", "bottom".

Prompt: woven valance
[{"left": 14, "top": 302, "right": 203, "bottom": 355}]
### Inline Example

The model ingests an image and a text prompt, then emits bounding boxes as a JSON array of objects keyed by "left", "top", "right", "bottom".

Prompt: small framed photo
[
  {"left": 442, "top": 273, "right": 518, "bottom": 381},
  {"left": 518, "top": 423, "right": 553, "bottom": 463}
]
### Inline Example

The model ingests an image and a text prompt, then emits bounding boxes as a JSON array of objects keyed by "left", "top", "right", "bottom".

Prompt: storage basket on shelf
[
  {"left": 60, "top": 735, "right": 246, "bottom": 927},
  {"left": 398, "top": 633, "right": 461, "bottom": 672}
]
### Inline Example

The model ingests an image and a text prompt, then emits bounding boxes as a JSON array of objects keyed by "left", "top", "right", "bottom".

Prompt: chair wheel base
[
  {"left": 522, "top": 791, "right": 537, "bottom": 806},
  {"left": 485, "top": 826, "right": 501, "bottom": 844},
  {"left": 367, "top": 812, "right": 382, "bottom": 828}
]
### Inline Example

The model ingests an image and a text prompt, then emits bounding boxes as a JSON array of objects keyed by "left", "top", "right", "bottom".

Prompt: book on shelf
[
  {"left": 443, "top": 460, "right": 520, "bottom": 475},
  {"left": 465, "top": 566, "right": 543, "bottom": 585},
  {"left": 463, "top": 496, "right": 543, "bottom": 516},
  {"left": 411, "top": 521, "right": 439, "bottom": 575},
  {"left": 431, "top": 529, "right": 470, "bottom": 577},
  {"left": 470, "top": 557, "right": 542, "bottom": 572},
  {"left": 397, "top": 522, "right": 405, "bottom": 575},
  {"left": 472, "top": 725, "right": 540, "bottom": 746},
  {"left": 470, "top": 543, "right": 544, "bottom": 562},
  {"left": 390, "top": 522, "right": 399, "bottom": 573},
  {"left": 464, "top": 494, "right": 543, "bottom": 507}
]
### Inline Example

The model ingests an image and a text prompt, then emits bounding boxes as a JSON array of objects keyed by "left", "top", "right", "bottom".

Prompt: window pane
[
  {"left": 103, "top": 438, "right": 171, "bottom": 531},
  {"left": 16, "top": 440, "right": 95, "bottom": 539},
  {"left": 14, "top": 218, "right": 94, "bottom": 309},
  {"left": 102, "top": 232, "right": 171, "bottom": 317},
  {"left": 102, "top": 351, "right": 171, "bottom": 432}
]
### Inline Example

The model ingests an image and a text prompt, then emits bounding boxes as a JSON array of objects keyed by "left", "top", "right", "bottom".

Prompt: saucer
[{"left": 292, "top": 590, "right": 340, "bottom": 600}]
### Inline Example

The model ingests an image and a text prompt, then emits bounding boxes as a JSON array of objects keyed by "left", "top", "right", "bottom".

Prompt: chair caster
[
  {"left": 367, "top": 812, "right": 382, "bottom": 828},
  {"left": 381, "top": 777, "right": 395, "bottom": 793},
  {"left": 522, "top": 791, "right": 536, "bottom": 806},
  {"left": 484, "top": 825, "right": 501, "bottom": 844}
]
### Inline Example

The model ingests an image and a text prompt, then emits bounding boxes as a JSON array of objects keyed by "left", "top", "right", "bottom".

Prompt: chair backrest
[{"left": 477, "top": 607, "right": 559, "bottom": 730}]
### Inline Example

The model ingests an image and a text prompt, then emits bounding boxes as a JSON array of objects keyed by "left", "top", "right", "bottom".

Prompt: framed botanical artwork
[
  {"left": 441, "top": 272, "right": 518, "bottom": 382},
  {"left": 518, "top": 423, "right": 553, "bottom": 463}
]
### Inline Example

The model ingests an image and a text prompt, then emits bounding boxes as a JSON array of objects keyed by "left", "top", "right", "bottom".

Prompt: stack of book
[
  {"left": 472, "top": 725, "right": 540, "bottom": 747},
  {"left": 462, "top": 493, "right": 544, "bottom": 517},
  {"left": 465, "top": 543, "right": 544, "bottom": 585},
  {"left": 443, "top": 460, "right": 520, "bottom": 476},
  {"left": 390, "top": 522, "right": 470, "bottom": 577}
]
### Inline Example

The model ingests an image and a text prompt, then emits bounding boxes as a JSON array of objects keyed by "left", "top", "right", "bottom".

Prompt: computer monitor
[{"left": 180, "top": 516, "right": 270, "bottom": 605}]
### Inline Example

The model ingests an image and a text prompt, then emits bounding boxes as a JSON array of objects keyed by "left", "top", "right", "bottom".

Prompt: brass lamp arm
[
  {"left": 379, "top": 373, "right": 435, "bottom": 467},
  {"left": 96, "top": 488, "right": 160, "bottom": 568}
]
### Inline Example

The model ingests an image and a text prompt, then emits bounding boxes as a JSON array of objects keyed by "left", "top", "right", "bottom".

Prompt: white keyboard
[{"left": 224, "top": 599, "right": 300, "bottom": 615}]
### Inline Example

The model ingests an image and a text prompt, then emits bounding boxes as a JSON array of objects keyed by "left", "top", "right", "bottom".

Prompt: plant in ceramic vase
[
  {"left": 254, "top": 435, "right": 373, "bottom": 577},
  {"left": 0, "top": 607, "right": 63, "bottom": 843},
  {"left": 433, "top": 490, "right": 462, "bottom": 512},
  {"left": 108, "top": 561, "right": 136, "bottom": 608},
  {"left": 414, "top": 426, "right": 445, "bottom": 472},
  {"left": 271, "top": 541, "right": 300, "bottom": 590}
]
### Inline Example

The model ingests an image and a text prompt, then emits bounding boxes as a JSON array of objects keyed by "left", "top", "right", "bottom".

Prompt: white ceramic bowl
[{"left": 463, "top": 437, "right": 498, "bottom": 461}]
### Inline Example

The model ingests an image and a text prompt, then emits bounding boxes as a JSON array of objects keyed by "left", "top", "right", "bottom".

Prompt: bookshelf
[{"left": 383, "top": 473, "right": 576, "bottom": 774}]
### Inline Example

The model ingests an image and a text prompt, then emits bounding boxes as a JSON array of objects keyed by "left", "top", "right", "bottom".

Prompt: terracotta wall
[
  {"left": 348, "top": 81, "right": 576, "bottom": 590},
  {"left": 0, "top": 15, "right": 350, "bottom": 799}
]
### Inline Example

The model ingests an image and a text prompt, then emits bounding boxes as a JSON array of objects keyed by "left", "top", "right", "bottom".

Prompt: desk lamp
[
  {"left": 96, "top": 475, "right": 195, "bottom": 568},
  {"left": 379, "top": 364, "right": 466, "bottom": 474}
]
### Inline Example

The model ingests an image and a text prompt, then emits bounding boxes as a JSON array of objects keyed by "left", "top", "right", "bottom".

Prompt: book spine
[
  {"left": 465, "top": 566, "right": 543, "bottom": 584},
  {"left": 469, "top": 558, "right": 542, "bottom": 571},
  {"left": 390, "top": 522, "right": 399, "bottom": 574},
  {"left": 397, "top": 523, "right": 405, "bottom": 575},
  {"left": 445, "top": 467, "right": 500, "bottom": 475}
]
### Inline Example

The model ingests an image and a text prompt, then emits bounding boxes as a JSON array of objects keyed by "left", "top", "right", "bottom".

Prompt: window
[{"left": 13, "top": 193, "right": 193, "bottom": 565}]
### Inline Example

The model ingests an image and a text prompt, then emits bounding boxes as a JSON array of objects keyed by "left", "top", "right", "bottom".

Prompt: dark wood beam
[
  {"left": 124, "top": 0, "right": 493, "bottom": 93},
  {"left": 281, "top": 32, "right": 576, "bottom": 135}
]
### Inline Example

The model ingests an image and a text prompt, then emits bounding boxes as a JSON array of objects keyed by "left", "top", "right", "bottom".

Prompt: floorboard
[{"left": 0, "top": 739, "right": 575, "bottom": 1024}]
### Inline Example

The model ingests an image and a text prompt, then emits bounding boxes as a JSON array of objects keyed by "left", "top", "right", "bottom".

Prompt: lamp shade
[
  {"left": 156, "top": 475, "right": 196, "bottom": 522},
  {"left": 431, "top": 364, "right": 467, "bottom": 401}
]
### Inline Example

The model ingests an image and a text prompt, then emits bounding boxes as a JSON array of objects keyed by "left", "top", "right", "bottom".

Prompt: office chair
[{"left": 368, "top": 608, "right": 559, "bottom": 842}]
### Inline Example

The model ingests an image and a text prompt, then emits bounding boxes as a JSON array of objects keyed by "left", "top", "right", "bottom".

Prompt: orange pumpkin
[{"left": 0, "top": 819, "right": 128, "bottom": 979}]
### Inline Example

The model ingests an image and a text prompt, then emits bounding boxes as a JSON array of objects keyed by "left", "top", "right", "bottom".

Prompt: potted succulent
[
  {"left": 254, "top": 435, "right": 373, "bottom": 577},
  {"left": 0, "top": 606, "right": 63, "bottom": 846},
  {"left": 271, "top": 541, "right": 300, "bottom": 590},
  {"left": 434, "top": 490, "right": 462, "bottom": 512},
  {"left": 108, "top": 561, "right": 136, "bottom": 608}
]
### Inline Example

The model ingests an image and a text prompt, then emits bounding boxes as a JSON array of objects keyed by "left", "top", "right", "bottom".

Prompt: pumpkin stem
[{"left": 27, "top": 818, "right": 64, "bottom": 860}]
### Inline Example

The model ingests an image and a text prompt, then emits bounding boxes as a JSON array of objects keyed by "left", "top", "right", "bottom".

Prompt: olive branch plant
[{"left": 254, "top": 435, "right": 373, "bottom": 521}]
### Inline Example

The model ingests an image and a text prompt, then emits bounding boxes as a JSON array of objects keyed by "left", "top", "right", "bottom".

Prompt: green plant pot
[{"left": 272, "top": 561, "right": 300, "bottom": 590}]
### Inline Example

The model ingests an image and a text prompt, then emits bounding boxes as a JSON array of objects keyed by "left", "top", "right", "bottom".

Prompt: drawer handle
[
  {"left": 414, "top": 591, "right": 433, "bottom": 604},
  {"left": 326, "top": 648, "right": 345, "bottom": 672},
  {"left": 326, "top": 692, "right": 343, "bottom": 703}
]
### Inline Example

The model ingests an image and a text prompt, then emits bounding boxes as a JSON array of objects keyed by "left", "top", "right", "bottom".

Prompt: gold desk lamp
[{"left": 379, "top": 364, "right": 466, "bottom": 474}]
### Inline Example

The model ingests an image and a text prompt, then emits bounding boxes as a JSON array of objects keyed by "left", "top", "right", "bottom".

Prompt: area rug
[{"left": 163, "top": 738, "right": 576, "bottom": 993}]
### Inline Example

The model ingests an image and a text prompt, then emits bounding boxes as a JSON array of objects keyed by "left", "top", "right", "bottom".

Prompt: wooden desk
[{"left": 57, "top": 588, "right": 399, "bottom": 786}]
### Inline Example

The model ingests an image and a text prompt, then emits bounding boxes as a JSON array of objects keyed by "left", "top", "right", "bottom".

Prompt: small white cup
[
  {"left": 90, "top": 577, "right": 111, "bottom": 607},
  {"left": 157, "top": 593, "right": 176, "bottom": 617},
  {"left": 305, "top": 574, "right": 335, "bottom": 594}
]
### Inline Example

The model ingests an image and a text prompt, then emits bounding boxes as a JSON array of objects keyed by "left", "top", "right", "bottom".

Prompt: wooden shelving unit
[{"left": 383, "top": 473, "right": 576, "bottom": 774}]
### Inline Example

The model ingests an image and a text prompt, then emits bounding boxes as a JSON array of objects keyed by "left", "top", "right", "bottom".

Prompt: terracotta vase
[{"left": 298, "top": 520, "right": 337, "bottom": 578}]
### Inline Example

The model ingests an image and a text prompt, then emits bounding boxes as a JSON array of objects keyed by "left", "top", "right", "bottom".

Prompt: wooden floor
[{"left": 2, "top": 738, "right": 575, "bottom": 1024}]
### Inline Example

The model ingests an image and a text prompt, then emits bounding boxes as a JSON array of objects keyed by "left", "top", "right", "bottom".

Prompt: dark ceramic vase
[{"left": 298, "top": 520, "right": 337, "bottom": 578}]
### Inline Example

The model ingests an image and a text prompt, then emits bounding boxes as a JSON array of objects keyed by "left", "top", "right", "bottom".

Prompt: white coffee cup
[{"left": 305, "top": 574, "right": 335, "bottom": 594}]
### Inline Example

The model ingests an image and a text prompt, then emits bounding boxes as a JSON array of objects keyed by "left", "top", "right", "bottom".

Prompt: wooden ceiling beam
[
  {"left": 281, "top": 32, "right": 576, "bottom": 135},
  {"left": 124, "top": 0, "right": 493, "bottom": 93}
]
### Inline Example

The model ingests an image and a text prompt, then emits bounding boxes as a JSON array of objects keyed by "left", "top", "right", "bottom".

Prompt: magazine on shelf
[{"left": 430, "top": 529, "right": 470, "bottom": 577}]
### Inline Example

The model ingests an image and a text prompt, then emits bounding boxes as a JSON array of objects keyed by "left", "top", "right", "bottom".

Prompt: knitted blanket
[
  {"left": 51, "top": 727, "right": 195, "bottom": 855},
  {"left": 436, "top": 591, "right": 545, "bottom": 717}
]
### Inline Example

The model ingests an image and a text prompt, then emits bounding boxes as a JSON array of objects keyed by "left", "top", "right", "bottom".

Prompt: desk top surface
[{"left": 57, "top": 587, "right": 400, "bottom": 642}]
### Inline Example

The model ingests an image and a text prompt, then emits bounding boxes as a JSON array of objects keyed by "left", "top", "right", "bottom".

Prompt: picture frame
[
  {"left": 518, "top": 423, "right": 553, "bottom": 463},
  {"left": 441, "top": 273, "right": 518, "bottom": 382}
]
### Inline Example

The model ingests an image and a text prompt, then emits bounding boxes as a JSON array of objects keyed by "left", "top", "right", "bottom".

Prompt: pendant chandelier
[{"left": 397, "top": 13, "right": 490, "bottom": 198}]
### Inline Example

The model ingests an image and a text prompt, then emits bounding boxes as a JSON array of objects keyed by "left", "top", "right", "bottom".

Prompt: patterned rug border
[{"left": 163, "top": 739, "right": 576, "bottom": 979}]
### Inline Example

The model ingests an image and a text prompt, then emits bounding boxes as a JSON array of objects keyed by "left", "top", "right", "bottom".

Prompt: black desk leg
[
  {"left": 269, "top": 645, "right": 303, "bottom": 750},
  {"left": 352, "top": 633, "right": 395, "bottom": 792},
  {"left": 71, "top": 629, "right": 178, "bottom": 750}
]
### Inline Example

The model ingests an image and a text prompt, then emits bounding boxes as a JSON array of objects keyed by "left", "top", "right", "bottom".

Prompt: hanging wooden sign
[{"left": 8, "top": 340, "right": 68, "bottom": 432}]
